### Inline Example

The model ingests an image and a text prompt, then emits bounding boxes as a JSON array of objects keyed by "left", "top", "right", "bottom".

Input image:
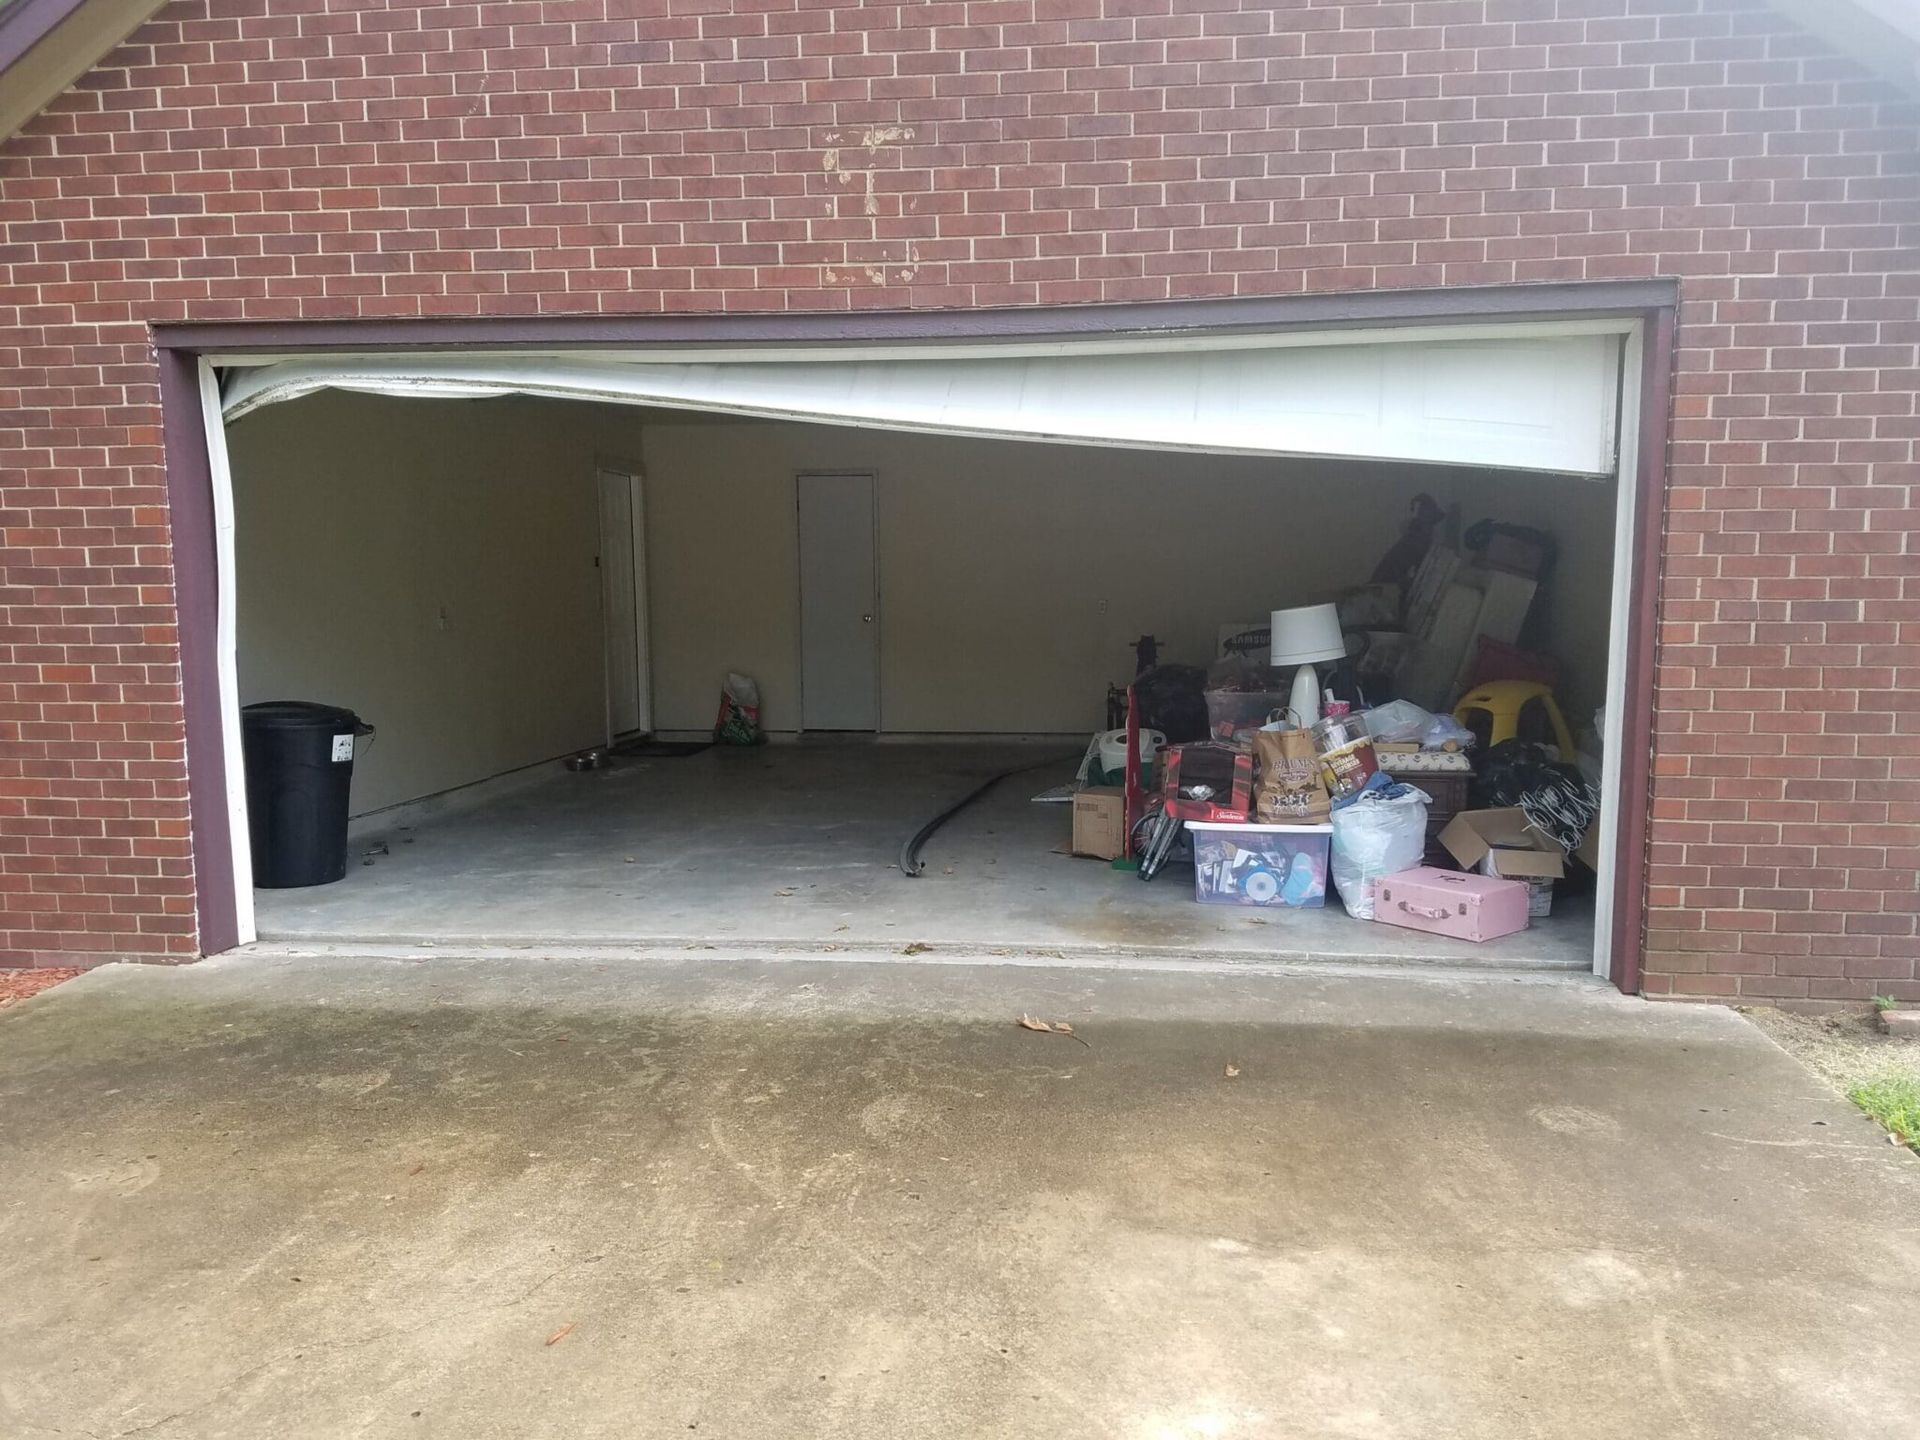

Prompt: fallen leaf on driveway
[
  {"left": 901, "top": 942, "right": 932, "bottom": 955},
  {"left": 546, "top": 1322, "right": 575, "bottom": 1346},
  {"left": 1016, "top": 1015, "right": 1091, "bottom": 1048},
  {"left": 1225, "top": 1063, "right": 1240, "bottom": 1079}
]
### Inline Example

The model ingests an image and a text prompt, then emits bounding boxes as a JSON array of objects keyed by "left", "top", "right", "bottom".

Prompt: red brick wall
[{"left": 1, "top": 0, "right": 1916, "bottom": 994}]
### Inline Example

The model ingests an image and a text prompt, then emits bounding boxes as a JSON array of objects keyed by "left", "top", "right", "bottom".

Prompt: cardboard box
[
  {"left": 1071, "top": 787, "right": 1127, "bottom": 860},
  {"left": 1518, "top": 870, "right": 1555, "bottom": 916},
  {"left": 1479, "top": 529, "right": 1554, "bottom": 579},
  {"left": 1438, "top": 808, "right": 1566, "bottom": 881}
]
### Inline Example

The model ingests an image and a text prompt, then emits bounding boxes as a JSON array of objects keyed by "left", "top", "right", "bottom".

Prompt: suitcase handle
[{"left": 1399, "top": 900, "right": 1451, "bottom": 920}]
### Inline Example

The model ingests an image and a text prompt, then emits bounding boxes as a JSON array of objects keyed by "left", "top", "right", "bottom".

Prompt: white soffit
[{"left": 220, "top": 329, "right": 1622, "bottom": 476}]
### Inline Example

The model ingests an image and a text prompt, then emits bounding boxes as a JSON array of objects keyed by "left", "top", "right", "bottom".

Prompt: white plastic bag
[
  {"left": 1362, "top": 699, "right": 1435, "bottom": 745},
  {"left": 1365, "top": 699, "right": 1475, "bottom": 751},
  {"left": 1330, "top": 784, "right": 1431, "bottom": 920},
  {"left": 1420, "top": 713, "right": 1476, "bottom": 750},
  {"left": 714, "top": 672, "right": 764, "bottom": 745}
]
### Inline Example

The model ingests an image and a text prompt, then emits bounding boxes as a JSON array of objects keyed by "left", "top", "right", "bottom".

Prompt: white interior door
[
  {"left": 797, "top": 471, "right": 879, "bottom": 732},
  {"left": 597, "top": 466, "right": 650, "bottom": 738}
]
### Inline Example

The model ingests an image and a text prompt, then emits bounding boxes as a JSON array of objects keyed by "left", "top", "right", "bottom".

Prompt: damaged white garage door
[{"left": 218, "top": 324, "right": 1623, "bottom": 477}]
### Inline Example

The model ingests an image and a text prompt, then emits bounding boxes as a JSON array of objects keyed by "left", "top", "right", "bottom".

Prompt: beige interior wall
[
  {"left": 230, "top": 391, "right": 646, "bottom": 814},
  {"left": 1451, "top": 469, "right": 1619, "bottom": 723},
  {"left": 231, "top": 391, "right": 1619, "bottom": 791},
  {"left": 640, "top": 420, "right": 1618, "bottom": 735}
]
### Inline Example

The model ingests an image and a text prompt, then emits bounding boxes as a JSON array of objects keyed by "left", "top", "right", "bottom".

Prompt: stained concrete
[
  {"left": 255, "top": 741, "right": 1595, "bottom": 971},
  {"left": 2, "top": 953, "right": 1916, "bottom": 1439}
]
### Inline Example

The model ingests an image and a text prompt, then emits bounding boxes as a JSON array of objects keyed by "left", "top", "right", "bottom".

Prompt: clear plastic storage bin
[
  {"left": 1187, "top": 822, "right": 1333, "bottom": 907},
  {"left": 1203, "top": 689, "right": 1291, "bottom": 742}
]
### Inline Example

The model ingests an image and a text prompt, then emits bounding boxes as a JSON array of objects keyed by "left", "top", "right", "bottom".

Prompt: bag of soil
[{"left": 1253, "top": 726, "right": 1331, "bottom": 825}]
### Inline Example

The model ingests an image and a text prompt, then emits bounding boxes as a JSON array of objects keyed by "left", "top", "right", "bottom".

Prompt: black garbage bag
[{"left": 1131, "top": 663, "right": 1209, "bottom": 744}]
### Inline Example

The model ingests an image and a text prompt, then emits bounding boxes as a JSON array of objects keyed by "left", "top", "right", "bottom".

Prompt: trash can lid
[{"left": 242, "top": 700, "right": 364, "bottom": 731}]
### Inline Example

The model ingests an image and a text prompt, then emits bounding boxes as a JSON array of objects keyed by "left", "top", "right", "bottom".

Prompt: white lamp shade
[{"left": 1269, "top": 603, "right": 1348, "bottom": 667}]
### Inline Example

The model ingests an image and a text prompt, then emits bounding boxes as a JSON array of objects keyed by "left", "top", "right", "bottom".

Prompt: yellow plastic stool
[{"left": 1454, "top": 681, "right": 1576, "bottom": 756}]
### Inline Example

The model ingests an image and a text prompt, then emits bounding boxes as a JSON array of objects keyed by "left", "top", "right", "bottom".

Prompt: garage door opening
[{"left": 200, "top": 313, "right": 1645, "bottom": 980}]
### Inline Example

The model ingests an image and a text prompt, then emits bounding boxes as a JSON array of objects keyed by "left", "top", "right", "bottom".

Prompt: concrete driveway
[{"left": 1, "top": 953, "right": 1915, "bottom": 1439}]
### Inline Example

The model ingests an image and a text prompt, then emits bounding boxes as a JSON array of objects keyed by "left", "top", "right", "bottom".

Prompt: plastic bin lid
[
  {"left": 1184, "top": 820, "right": 1333, "bottom": 833},
  {"left": 242, "top": 700, "right": 363, "bottom": 730}
]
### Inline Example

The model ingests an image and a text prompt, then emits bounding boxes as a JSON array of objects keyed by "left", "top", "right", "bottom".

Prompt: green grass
[{"left": 1847, "top": 1072, "right": 1920, "bottom": 1152}]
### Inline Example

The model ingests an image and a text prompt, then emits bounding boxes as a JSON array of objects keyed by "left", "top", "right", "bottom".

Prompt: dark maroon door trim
[
  {"left": 1609, "top": 308, "right": 1676, "bottom": 995},
  {"left": 157, "top": 349, "right": 239, "bottom": 955},
  {"left": 157, "top": 281, "right": 1677, "bottom": 984},
  {"left": 155, "top": 279, "right": 1675, "bottom": 355}
]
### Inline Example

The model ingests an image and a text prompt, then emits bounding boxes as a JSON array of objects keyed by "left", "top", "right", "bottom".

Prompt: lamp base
[{"left": 1289, "top": 664, "right": 1324, "bottom": 729}]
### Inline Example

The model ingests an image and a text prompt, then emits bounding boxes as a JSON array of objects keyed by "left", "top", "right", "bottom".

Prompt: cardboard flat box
[
  {"left": 1071, "top": 787, "right": 1127, "bottom": 860},
  {"left": 1480, "top": 529, "right": 1554, "bottom": 579},
  {"left": 1573, "top": 820, "right": 1599, "bottom": 871},
  {"left": 1438, "top": 808, "right": 1567, "bottom": 881}
]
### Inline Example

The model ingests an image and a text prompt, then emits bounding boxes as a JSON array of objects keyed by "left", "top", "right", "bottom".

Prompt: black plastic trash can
[{"left": 241, "top": 701, "right": 375, "bottom": 888}]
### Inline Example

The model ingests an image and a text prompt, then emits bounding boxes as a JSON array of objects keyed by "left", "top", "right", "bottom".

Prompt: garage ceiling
[{"left": 218, "top": 327, "right": 1624, "bottom": 477}]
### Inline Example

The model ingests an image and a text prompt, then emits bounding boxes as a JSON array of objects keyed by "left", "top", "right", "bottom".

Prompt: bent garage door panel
[{"left": 218, "top": 330, "right": 1621, "bottom": 477}]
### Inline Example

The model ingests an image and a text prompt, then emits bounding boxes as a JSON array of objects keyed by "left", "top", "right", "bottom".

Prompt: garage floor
[{"left": 254, "top": 741, "right": 1595, "bottom": 971}]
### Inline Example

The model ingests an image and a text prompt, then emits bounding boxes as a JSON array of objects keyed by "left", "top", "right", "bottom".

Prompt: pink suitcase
[{"left": 1374, "top": 866, "right": 1531, "bottom": 942}]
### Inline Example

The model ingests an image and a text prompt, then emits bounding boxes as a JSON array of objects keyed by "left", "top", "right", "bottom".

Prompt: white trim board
[
  {"left": 595, "top": 462, "right": 652, "bottom": 740},
  {"left": 199, "top": 358, "right": 256, "bottom": 946},
  {"left": 1591, "top": 321, "right": 1646, "bottom": 981}
]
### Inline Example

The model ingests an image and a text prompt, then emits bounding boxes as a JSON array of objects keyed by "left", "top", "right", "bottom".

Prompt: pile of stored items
[{"left": 1061, "top": 498, "right": 1601, "bottom": 945}]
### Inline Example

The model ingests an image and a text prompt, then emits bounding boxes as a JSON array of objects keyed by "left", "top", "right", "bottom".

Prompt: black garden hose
[{"left": 898, "top": 752, "right": 1082, "bottom": 877}]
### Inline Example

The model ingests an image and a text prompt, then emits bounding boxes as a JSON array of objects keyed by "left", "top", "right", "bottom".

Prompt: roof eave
[
  {"left": 0, "top": 0, "right": 170, "bottom": 144},
  {"left": 1768, "top": 0, "right": 1920, "bottom": 100}
]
